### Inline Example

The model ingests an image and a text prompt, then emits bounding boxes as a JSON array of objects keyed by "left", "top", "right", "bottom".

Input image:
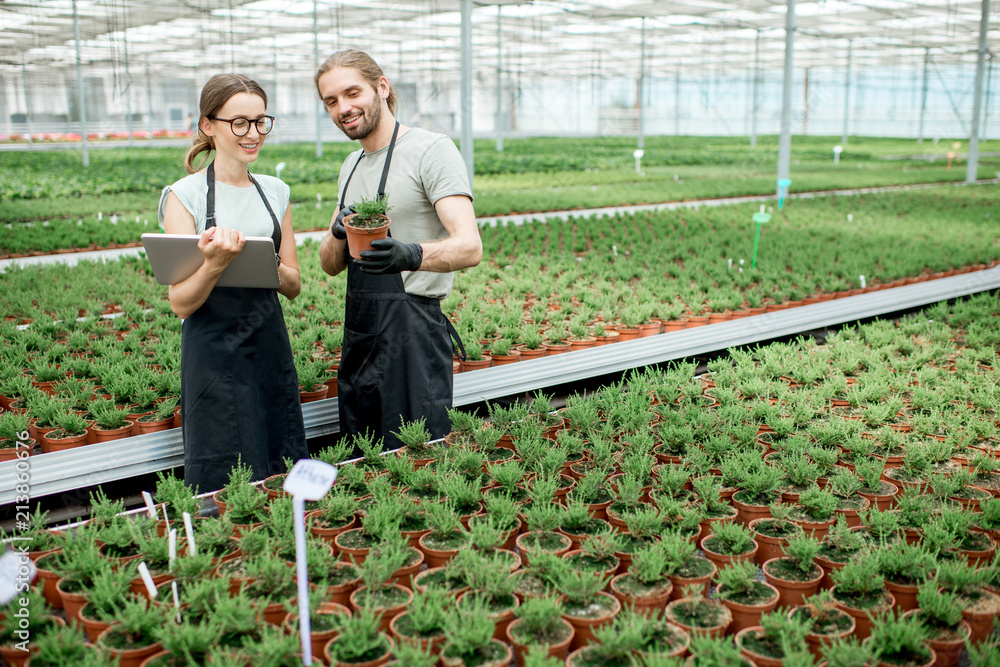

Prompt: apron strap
[
  {"left": 445, "top": 318, "right": 468, "bottom": 362},
  {"left": 205, "top": 162, "right": 282, "bottom": 249},
  {"left": 337, "top": 120, "right": 401, "bottom": 210}
]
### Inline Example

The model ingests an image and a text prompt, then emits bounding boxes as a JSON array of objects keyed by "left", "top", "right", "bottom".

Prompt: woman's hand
[{"left": 198, "top": 226, "right": 245, "bottom": 273}]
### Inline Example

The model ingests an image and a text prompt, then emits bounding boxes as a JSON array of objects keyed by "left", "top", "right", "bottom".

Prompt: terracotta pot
[
  {"left": 349, "top": 584, "right": 413, "bottom": 634},
  {"left": 92, "top": 421, "right": 135, "bottom": 443},
  {"left": 960, "top": 590, "right": 1000, "bottom": 645},
  {"left": 33, "top": 553, "right": 64, "bottom": 608},
  {"left": 884, "top": 578, "right": 920, "bottom": 612},
  {"left": 788, "top": 605, "right": 855, "bottom": 660},
  {"left": 460, "top": 356, "right": 493, "bottom": 372},
  {"left": 664, "top": 597, "right": 731, "bottom": 639},
  {"left": 749, "top": 518, "right": 800, "bottom": 566},
  {"left": 762, "top": 558, "right": 824, "bottom": 609},
  {"left": 299, "top": 384, "right": 329, "bottom": 404},
  {"left": 561, "top": 591, "right": 620, "bottom": 650},
  {"left": 55, "top": 577, "right": 88, "bottom": 624},
  {"left": 667, "top": 559, "right": 717, "bottom": 600},
  {"left": 609, "top": 573, "right": 672, "bottom": 618},
  {"left": 814, "top": 554, "right": 847, "bottom": 591},
  {"left": 491, "top": 351, "right": 521, "bottom": 366},
  {"left": 731, "top": 492, "right": 772, "bottom": 526},
  {"left": 515, "top": 531, "right": 572, "bottom": 565},
  {"left": 417, "top": 531, "right": 466, "bottom": 568},
  {"left": 325, "top": 633, "right": 393, "bottom": 667},
  {"left": 832, "top": 588, "right": 894, "bottom": 640},
  {"left": 39, "top": 430, "right": 88, "bottom": 453},
  {"left": 391, "top": 547, "right": 425, "bottom": 589},
  {"left": 700, "top": 534, "right": 758, "bottom": 569},
  {"left": 735, "top": 627, "right": 783, "bottom": 667},
  {"left": 440, "top": 639, "right": 512, "bottom": 667},
  {"left": 79, "top": 602, "right": 112, "bottom": 642},
  {"left": 505, "top": 616, "right": 575, "bottom": 667},
  {"left": 902, "top": 610, "right": 969, "bottom": 667},
  {"left": 335, "top": 528, "right": 372, "bottom": 565},
  {"left": 0, "top": 616, "right": 64, "bottom": 666},
  {"left": 135, "top": 415, "right": 174, "bottom": 435},
  {"left": 326, "top": 564, "right": 363, "bottom": 607},
  {"left": 97, "top": 626, "right": 163, "bottom": 667},
  {"left": 458, "top": 591, "right": 519, "bottom": 642},
  {"left": 310, "top": 514, "right": 357, "bottom": 550},
  {"left": 615, "top": 326, "right": 641, "bottom": 341},
  {"left": 388, "top": 609, "right": 445, "bottom": 655},
  {"left": 719, "top": 582, "right": 779, "bottom": 635},
  {"left": 343, "top": 213, "right": 390, "bottom": 260},
  {"left": 412, "top": 567, "right": 469, "bottom": 598},
  {"left": 791, "top": 515, "right": 836, "bottom": 541}
]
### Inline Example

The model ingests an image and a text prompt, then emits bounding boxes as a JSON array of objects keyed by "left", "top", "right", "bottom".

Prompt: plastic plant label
[
  {"left": 142, "top": 491, "right": 158, "bottom": 519},
  {"left": 168, "top": 529, "right": 177, "bottom": 570},
  {"left": 137, "top": 562, "right": 158, "bottom": 598},
  {"left": 283, "top": 459, "right": 338, "bottom": 501},
  {"left": 171, "top": 581, "right": 182, "bottom": 623},
  {"left": 0, "top": 550, "right": 36, "bottom": 606},
  {"left": 860, "top": 275, "right": 867, "bottom": 288},
  {"left": 182, "top": 512, "right": 197, "bottom": 556}
]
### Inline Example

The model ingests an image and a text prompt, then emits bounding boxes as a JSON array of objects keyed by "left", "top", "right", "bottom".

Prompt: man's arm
[
  {"left": 319, "top": 209, "right": 349, "bottom": 277},
  {"left": 415, "top": 194, "right": 482, "bottom": 272}
]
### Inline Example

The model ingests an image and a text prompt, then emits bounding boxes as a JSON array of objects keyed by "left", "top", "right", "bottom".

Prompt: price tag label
[{"left": 283, "top": 459, "right": 338, "bottom": 501}]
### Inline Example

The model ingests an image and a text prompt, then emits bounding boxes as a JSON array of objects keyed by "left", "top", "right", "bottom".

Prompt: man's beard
[{"left": 339, "top": 98, "right": 382, "bottom": 141}]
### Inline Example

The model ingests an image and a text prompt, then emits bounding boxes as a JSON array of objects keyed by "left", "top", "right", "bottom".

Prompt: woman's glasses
[{"left": 208, "top": 115, "right": 275, "bottom": 136}]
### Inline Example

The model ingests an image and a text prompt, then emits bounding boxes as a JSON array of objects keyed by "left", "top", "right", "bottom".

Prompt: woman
[{"left": 158, "top": 74, "right": 308, "bottom": 493}]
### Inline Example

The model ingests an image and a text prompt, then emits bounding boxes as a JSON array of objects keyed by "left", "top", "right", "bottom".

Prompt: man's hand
[
  {"left": 359, "top": 238, "right": 423, "bottom": 274},
  {"left": 331, "top": 205, "right": 354, "bottom": 240}
]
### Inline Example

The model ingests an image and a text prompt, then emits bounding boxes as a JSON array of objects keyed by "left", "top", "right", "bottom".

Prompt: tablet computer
[{"left": 141, "top": 233, "right": 280, "bottom": 289}]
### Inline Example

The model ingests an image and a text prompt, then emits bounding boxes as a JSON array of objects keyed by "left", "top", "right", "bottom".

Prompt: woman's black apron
[
  {"left": 337, "top": 123, "right": 458, "bottom": 449},
  {"left": 180, "top": 163, "right": 308, "bottom": 493}
]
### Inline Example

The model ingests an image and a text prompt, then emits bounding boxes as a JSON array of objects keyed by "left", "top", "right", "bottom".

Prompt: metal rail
[{"left": 2, "top": 266, "right": 998, "bottom": 506}]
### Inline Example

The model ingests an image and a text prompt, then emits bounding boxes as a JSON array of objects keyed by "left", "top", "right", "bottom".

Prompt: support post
[
  {"left": 842, "top": 39, "right": 852, "bottom": 145},
  {"left": 21, "top": 62, "right": 33, "bottom": 143},
  {"left": 674, "top": 69, "right": 681, "bottom": 136},
  {"left": 72, "top": 0, "right": 89, "bottom": 167},
  {"left": 918, "top": 48, "right": 929, "bottom": 144},
  {"left": 966, "top": 0, "right": 991, "bottom": 184},
  {"left": 460, "top": 0, "right": 474, "bottom": 188},
  {"left": 637, "top": 18, "right": 646, "bottom": 150},
  {"left": 985, "top": 55, "right": 994, "bottom": 139},
  {"left": 776, "top": 0, "right": 796, "bottom": 198},
  {"left": 803, "top": 67, "right": 810, "bottom": 135},
  {"left": 750, "top": 30, "right": 761, "bottom": 146},
  {"left": 495, "top": 5, "right": 503, "bottom": 152},
  {"left": 146, "top": 63, "right": 154, "bottom": 147},
  {"left": 313, "top": 0, "right": 323, "bottom": 158}
]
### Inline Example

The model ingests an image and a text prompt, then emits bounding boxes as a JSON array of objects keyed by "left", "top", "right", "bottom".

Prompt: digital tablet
[{"left": 141, "top": 233, "right": 280, "bottom": 289}]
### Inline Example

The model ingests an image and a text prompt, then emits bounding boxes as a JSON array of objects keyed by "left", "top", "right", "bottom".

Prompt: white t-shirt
[
  {"left": 158, "top": 171, "right": 289, "bottom": 237},
  {"left": 338, "top": 127, "right": 472, "bottom": 299}
]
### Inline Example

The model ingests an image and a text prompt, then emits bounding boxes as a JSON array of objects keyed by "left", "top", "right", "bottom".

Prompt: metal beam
[
  {"left": 460, "top": 0, "right": 474, "bottom": 188},
  {"left": 842, "top": 39, "right": 852, "bottom": 146},
  {"left": 72, "top": 0, "right": 89, "bottom": 167},
  {"left": 966, "top": 0, "right": 991, "bottom": 184},
  {"left": 776, "top": 0, "right": 796, "bottom": 198},
  {"left": 918, "top": 48, "right": 929, "bottom": 143},
  {"left": 637, "top": 17, "right": 646, "bottom": 151},
  {"left": 750, "top": 30, "right": 761, "bottom": 147},
  {"left": 496, "top": 5, "right": 503, "bottom": 153},
  {"left": 313, "top": 0, "right": 322, "bottom": 158}
]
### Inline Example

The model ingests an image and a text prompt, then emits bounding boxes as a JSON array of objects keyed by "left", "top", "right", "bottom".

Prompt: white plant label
[
  {"left": 141, "top": 491, "right": 158, "bottom": 519},
  {"left": 182, "top": 512, "right": 197, "bottom": 556},
  {"left": 283, "top": 459, "right": 338, "bottom": 666},
  {"left": 283, "top": 459, "right": 338, "bottom": 501},
  {"left": 0, "top": 550, "right": 36, "bottom": 606},
  {"left": 168, "top": 529, "right": 177, "bottom": 570},
  {"left": 137, "top": 562, "right": 158, "bottom": 598},
  {"left": 860, "top": 275, "right": 867, "bottom": 289},
  {"left": 171, "top": 581, "right": 182, "bottom": 623}
]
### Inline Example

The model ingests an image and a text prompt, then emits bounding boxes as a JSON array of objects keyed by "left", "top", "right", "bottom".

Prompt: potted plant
[
  {"left": 905, "top": 583, "right": 970, "bottom": 667},
  {"left": 789, "top": 485, "right": 840, "bottom": 540},
  {"left": 89, "top": 400, "right": 134, "bottom": 443},
  {"left": 934, "top": 559, "right": 1000, "bottom": 645},
  {"left": 388, "top": 585, "right": 451, "bottom": 655},
  {"left": 458, "top": 550, "right": 521, "bottom": 641},
  {"left": 96, "top": 596, "right": 169, "bottom": 665},
  {"left": 563, "top": 532, "right": 621, "bottom": 582},
  {"left": 762, "top": 533, "right": 824, "bottom": 608},
  {"left": 0, "top": 410, "right": 32, "bottom": 461},
  {"left": 343, "top": 194, "right": 392, "bottom": 260},
  {"left": 135, "top": 396, "right": 179, "bottom": 434},
  {"left": 308, "top": 490, "right": 358, "bottom": 545},
  {"left": 816, "top": 516, "right": 866, "bottom": 590},
  {"left": 663, "top": 589, "right": 732, "bottom": 640},
  {"left": 515, "top": 502, "right": 572, "bottom": 564},
  {"left": 608, "top": 541, "right": 674, "bottom": 618},
  {"left": 661, "top": 529, "right": 716, "bottom": 599},
  {"left": 558, "top": 567, "right": 619, "bottom": 651},
  {"left": 700, "top": 520, "right": 758, "bottom": 568},
  {"left": 788, "top": 590, "right": 856, "bottom": 660},
  {"left": 440, "top": 595, "right": 513, "bottom": 667},
  {"left": 324, "top": 605, "right": 394, "bottom": 667},
  {"left": 734, "top": 609, "right": 813, "bottom": 667},
  {"left": 393, "top": 417, "right": 440, "bottom": 466},
  {"left": 19, "top": 623, "right": 103, "bottom": 667},
  {"left": 714, "top": 559, "right": 780, "bottom": 635},
  {"left": 349, "top": 534, "right": 415, "bottom": 633},
  {"left": 0, "top": 587, "right": 63, "bottom": 667},
  {"left": 505, "top": 594, "right": 575, "bottom": 666},
  {"left": 875, "top": 542, "right": 936, "bottom": 612},
  {"left": 865, "top": 609, "right": 934, "bottom": 667},
  {"left": 685, "top": 634, "right": 755, "bottom": 667},
  {"left": 829, "top": 550, "right": 894, "bottom": 640}
]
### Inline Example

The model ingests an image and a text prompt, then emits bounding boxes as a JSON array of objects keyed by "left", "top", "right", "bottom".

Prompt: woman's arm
[
  {"left": 162, "top": 191, "right": 245, "bottom": 319},
  {"left": 276, "top": 204, "right": 300, "bottom": 299}
]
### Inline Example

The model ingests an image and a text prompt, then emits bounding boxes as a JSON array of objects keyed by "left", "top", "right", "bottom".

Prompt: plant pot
[
  {"left": 719, "top": 582, "right": 779, "bottom": 636},
  {"left": 343, "top": 213, "right": 390, "bottom": 260},
  {"left": 440, "top": 638, "right": 512, "bottom": 667},
  {"left": 299, "top": 384, "right": 330, "bottom": 404},
  {"left": 902, "top": 610, "right": 969, "bottom": 667},
  {"left": 324, "top": 632, "right": 393, "bottom": 667},
  {"left": 664, "top": 596, "right": 731, "bottom": 639},
  {"left": 417, "top": 531, "right": 467, "bottom": 568},
  {"left": 135, "top": 415, "right": 174, "bottom": 435},
  {"left": 349, "top": 584, "right": 414, "bottom": 634},
  {"left": 731, "top": 492, "right": 773, "bottom": 526},
  {"left": 92, "top": 421, "right": 135, "bottom": 443},
  {"left": 55, "top": 577, "right": 88, "bottom": 624},
  {"left": 33, "top": 553, "right": 64, "bottom": 608},
  {"left": 884, "top": 578, "right": 920, "bottom": 613},
  {"left": 505, "top": 616, "right": 575, "bottom": 667},
  {"left": 734, "top": 627, "right": 784, "bottom": 667},
  {"left": 388, "top": 609, "right": 446, "bottom": 655},
  {"left": 97, "top": 626, "right": 163, "bottom": 667},
  {"left": 749, "top": 518, "right": 801, "bottom": 566},
  {"left": 832, "top": 588, "right": 894, "bottom": 640},
  {"left": 515, "top": 531, "right": 572, "bottom": 565},
  {"left": 788, "top": 605, "right": 855, "bottom": 660},
  {"left": 335, "top": 528, "right": 372, "bottom": 565},
  {"left": 762, "top": 558, "right": 824, "bottom": 609},
  {"left": 79, "top": 602, "right": 112, "bottom": 642},
  {"left": 310, "top": 514, "right": 357, "bottom": 550},
  {"left": 609, "top": 573, "right": 673, "bottom": 618},
  {"left": 284, "top": 602, "right": 350, "bottom": 661},
  {"left": 666, "top": 558, "right": 717, "bottom": 600},
  {"left": 790, "top": 515, "right": 836, "bottom": 541},
  {"left": 700, "top": 534, "right": 758, "bottom": 569},
  {"left": 561, "top": 590, "right": 620, "bottom": 651},
  {"left": 960, "top": 590, "right": 1000, "bottom": 645},
  {"left": 460, "top": 357, "right": 493, "bottom": 372}
]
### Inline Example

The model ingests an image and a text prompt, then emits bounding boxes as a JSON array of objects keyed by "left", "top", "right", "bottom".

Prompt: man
[{"left": 315, "top": 50, "right": 482, "bottom": 450}]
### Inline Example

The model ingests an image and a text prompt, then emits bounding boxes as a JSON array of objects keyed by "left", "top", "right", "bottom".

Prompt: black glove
[
  {"left": 359, "top": 238, "right": 423, "bottom": 274},
  {"left": 331, "top": 205, "right": 354, "bottom": 240}
]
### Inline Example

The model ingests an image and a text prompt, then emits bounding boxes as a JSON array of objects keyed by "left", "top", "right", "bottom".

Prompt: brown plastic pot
[
  {"left": 735, "top": 626, "right": 783, "bottom": 667},
  {"left": 762, "top": 558, "right": 824, "bottom": 609},
  {"left": 325, "top": 633, "right": 393, "bottom": 667},
  {"left": 343, "top": 214, "right": 390, "bottom": 260},
  {"left": 700, "top": 534, "right": 758, "bottom": 569},
  {"left": 561, "top": 590, "right": 620, "bottom": 651},
  {"left": 788, "top": 605, "right": 855, "bottom": 660},
  {"left": 718, "top": 582, "right": 779, "bottom": 636},
  {"left": 832, "top": 588, "right": 894, "bottom": 640},
  {"left": 609, "top": 573, "right": 672, "bottom": 618},
  {"left": 96, "top": 626, "right": 163, "bottom": 667},
  {"left": 664, "top": 597, "right": 731, "bottom": 639},
  {"left": 505, "top": 616, "right": 575, "bottom": 666},
  {"left": 902, "top": 609, "right": 969, "bottom": 667}
]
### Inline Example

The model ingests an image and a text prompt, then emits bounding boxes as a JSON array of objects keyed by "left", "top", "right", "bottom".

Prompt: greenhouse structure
[{"left": 1, "top": 1, "right": 999, "bottom": 666}]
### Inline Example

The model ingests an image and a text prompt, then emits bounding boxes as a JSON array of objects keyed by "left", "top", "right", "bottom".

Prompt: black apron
[
  {"left": 337, "top": 123, "right": 460, "bottom": 449},
  {"left": 180, "top": 163, "right": 308, "bottom": 493}
]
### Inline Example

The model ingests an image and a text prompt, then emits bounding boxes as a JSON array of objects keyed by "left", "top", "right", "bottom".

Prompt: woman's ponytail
[{"left": 183, "top": 126, "right": 214, "bottom": 174}]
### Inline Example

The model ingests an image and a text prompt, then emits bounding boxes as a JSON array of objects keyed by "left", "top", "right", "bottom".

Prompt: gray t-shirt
[
  {"left": 158, "top": 171, "right": 289, "bottom": 238},
  {"left": 338, "top": 127, "right": 472, "bottom": 299}
]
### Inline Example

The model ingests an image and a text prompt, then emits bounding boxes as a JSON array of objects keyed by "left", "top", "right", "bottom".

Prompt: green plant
[
  {"left": 98, "top": 596, "right": 169, "bottom": 650},
  {"left": 326, "top": 605, "right": 391, "bottom": 663},
  {"left": 770, "top": 534, "right": 820, "bottom": 579},
  {"left": 510, "top": 594, "right": 567, "bottom": 646},
  {"left": 394, "top": 417, "right": 435, "bottom": 455},
  {"left": 715, "top": 559, "right": 773, "bottom": 605},
  {"left": 442, "top": 595, "right": 504, "bottom": 664},
  {"left": 25, "top": 623, "right": 99, "bottom": 667},
  {"left": 819, "top": 636, "right": 877, "bottom": 667},
  {"left": 738, "top": 610, "right": 812, "bottom": 662},
  {"left": 914, "top": 582, "right": 964, "bottom": 631},
  {"left": 865, "top": 609, "right": 931, "bottom": 667},
  {"left": 393, "top": 586, "right": 451, "bottom": 639},
  {"left": 790, "top": 486, "right": 839, "bottom": 521},
  {"left": 830, "top": 550, "right": 886, "bottom": 606},
  {"left": 703, "top": 521, "right": 755, "bottom": 556},
  {"left": 347, "top": 194, "right": 392, "bottom": 228}
]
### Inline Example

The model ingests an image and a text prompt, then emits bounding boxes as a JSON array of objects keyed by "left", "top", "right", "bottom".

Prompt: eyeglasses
[{"left": 208, "top": 115, "right": 275, "bottom": 136}]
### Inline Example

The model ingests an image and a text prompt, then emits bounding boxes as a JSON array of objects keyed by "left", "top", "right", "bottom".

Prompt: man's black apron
[
  {"left": 180, "top": 163, "right": 308, "bottom": 493},
  {"left": 337, "top": 122, "right": 459, "bottom": 449}
]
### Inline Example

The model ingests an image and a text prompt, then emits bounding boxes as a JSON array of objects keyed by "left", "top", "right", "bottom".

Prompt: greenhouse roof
[{"left": 0, "top": 1, "right": 995, "bottom": 81}]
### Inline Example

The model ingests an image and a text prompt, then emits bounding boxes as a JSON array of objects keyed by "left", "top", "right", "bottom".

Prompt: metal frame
[{"left": 3, "top": 267, "right": 998, "bottom": 506}]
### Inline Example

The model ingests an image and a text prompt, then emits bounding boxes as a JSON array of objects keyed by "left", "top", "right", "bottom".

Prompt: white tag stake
[
  {"left": 171, "top": 580, "right": 182, "bottom": 623},
  {"left": 859, "top": 275, "right": 867, "bottom": 289},
  {"left": 283, "top": 459, "right": 339, "bottom": 666},
  {"left": 142, "top": 491, "right": 158, "bottom": 519},
  {"left": 137, "top": 562, "right": 158, "bottom": 598},
  {"left": 182, "top": 512, "right": 197, "bottom": 556},
  {"left": 168, "top": 529, "right": 177, "bottom": 570},
  {"left": 161, "top": 504, "right": 170, "bottom": 533}
]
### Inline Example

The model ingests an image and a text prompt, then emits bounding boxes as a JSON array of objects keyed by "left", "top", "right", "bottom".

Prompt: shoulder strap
[
  {"left": 248, "top": 173, "right": 282, "bottom": 250},
  {"left": 338, "top": 151, "right": 365, "bottom": 211},
  {"left": 205, "top": 162, "right": 217, "bottom": 229}
]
